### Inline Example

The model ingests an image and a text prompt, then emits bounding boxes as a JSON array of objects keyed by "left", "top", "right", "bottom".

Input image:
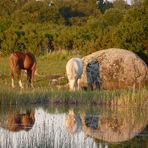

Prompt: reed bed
[{"left": 0, "top": 85, "right": 147, "bottom": 109}]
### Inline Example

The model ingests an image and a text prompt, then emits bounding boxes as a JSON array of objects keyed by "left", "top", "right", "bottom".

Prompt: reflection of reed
[
  {"left": 0, "top": 108, "right": 96, "bottom": 148},
  {"left": 0, "top": 106, "right": 147, "bottom": 148}
]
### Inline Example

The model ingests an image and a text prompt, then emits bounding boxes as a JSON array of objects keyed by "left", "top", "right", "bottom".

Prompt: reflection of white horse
[{"left": 66, "top": 58, "right": 83, "bottom": 91}]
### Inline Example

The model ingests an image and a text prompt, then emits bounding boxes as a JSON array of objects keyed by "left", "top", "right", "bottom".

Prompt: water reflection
[
  {"left": 0, "top": 105, "right": 147, "bottom": 148},
  {"left": 65, "top": 108, "right": 148, "bottom": 143},
  {"left": 0, "top": 109, "right": 35, "bottom": 132}
]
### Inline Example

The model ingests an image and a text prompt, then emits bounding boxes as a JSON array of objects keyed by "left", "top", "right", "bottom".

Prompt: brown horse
[{"left": 9, "top": 52, "right": 36, "bottom": 89}]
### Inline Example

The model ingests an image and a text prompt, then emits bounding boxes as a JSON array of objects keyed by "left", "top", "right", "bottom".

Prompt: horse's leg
[
  {"left": 16, "top": 67, "right": 23, "bottom": 89},
  {"left": 9, "top": 58, "right": 15, "bottom": 88},
  {"left": 77, "top": 79, "right": 81, "bottom": 90},
  {"left": 31, "top": 65, "right": 36, "bottom": 88},
  {"left": 27, "top": 70, "right": 32, "bottom": 88},
  {"left": 10, "top": 67, "right": 15, "bottom": 88},
  {"left": 69, "top": 79, "right": 75, "bottom": 91},
  {"left": 74, "top": 78, "right": 79, "bottom": 91}
]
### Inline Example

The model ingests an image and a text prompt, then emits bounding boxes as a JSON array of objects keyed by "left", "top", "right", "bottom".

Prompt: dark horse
[{"left": 9, "top": 52, "right": 36, "bottom": 89}]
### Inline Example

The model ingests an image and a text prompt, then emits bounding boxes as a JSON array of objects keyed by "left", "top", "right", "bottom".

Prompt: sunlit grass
[
  {"left": 0, "top": 50, "right": 81, "bottom": 87},
  {"left": 0, "top": 51, "right": 148, "bottom": 108},
  {"left": 36, "top": 50, "right": 81, "bottom": 76},
  {"left": 0, "top": 84, "right": 147, "bottom": 109}
]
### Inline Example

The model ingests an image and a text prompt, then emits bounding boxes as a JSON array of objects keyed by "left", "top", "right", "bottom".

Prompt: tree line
[{"left": 0, "top": 0, "right": 147, "bottom": 64}]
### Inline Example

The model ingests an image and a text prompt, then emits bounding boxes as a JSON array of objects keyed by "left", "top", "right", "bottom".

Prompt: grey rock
[{"left": 79, "top": 48, "right": 148, "bottom": 89}]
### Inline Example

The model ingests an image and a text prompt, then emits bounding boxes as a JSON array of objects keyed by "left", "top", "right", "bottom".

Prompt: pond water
[{"left": 0, "top": 105, "right": 147, "bottom": 148}]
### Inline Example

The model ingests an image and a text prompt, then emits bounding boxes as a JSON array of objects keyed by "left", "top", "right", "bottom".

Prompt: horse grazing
[
  {"left": 66, "top": 58, "right": 83, "bottom": 91},
  {"left": 9, "top": 52, "right": 36, "bottom": 89}
]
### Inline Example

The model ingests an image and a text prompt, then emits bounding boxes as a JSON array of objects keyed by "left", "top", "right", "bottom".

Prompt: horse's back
[
  {"left": 66, "top": 58, "right": 82, "bottom": 69},
  {"left": 66, "top": 58, "right": 83, "bottom": 79},
  {"left": 9, "top": 52, "right": 22, "bottom": 68},
  {"left": 24, "top": 52, "right": 36, "bottom": 69},
  {"left": 9, "top": 52, "right": 36, "bottom": 69}
]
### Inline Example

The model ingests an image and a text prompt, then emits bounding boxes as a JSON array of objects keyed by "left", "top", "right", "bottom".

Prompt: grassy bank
[
  {"left": 0, "top": 86, "right": 147, "bottom": 109},
  {"left": 0, "top": 51, "right": 148, "bottom": 108}
]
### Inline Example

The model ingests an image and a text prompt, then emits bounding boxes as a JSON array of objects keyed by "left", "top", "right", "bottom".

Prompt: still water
[{"left": 0, "top": 105, "right": 147, "bottom": 148}]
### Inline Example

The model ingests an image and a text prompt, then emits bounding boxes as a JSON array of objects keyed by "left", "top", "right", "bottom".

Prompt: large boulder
[{"left": 79, "top": 48, "right": 148, "bottom": 89}]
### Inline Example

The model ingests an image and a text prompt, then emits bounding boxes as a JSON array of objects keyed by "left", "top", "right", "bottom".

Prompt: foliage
[
  {"left": 96, "top": 0, "right": 113, "bottom": 13},
  {"left": 12, "top": 1, "right": 64, "bottom": 24},
  {"left": 113, "top": 7, "right": 148, "bottom": 57},
  {"left": 0, "top": 0, "right": 147, "bottom": 64},
  {"left": 113, "top": 0, "right": 130, "bottom": 9}
]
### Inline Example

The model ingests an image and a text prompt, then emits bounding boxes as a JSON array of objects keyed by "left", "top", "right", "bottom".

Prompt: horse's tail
[
  {"left": 31, "top": 52, "right": 37, "bottom": 70},
  {"left": 32, "top": 62, "right": 36, "bottom": 72}
]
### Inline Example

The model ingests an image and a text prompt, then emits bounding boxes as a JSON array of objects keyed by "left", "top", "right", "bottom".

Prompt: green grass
[
  {"left": 0, "top": 50, "right": 81, "bottom": 88},
  {"left": 0, "top": 51, "right": 148, "bottom": 108},
  {"left": 0, "top": 85, "right": 147, "bottom": 109}
]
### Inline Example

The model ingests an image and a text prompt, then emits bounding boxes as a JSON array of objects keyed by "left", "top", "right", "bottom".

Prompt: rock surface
[{"left": 79, "top": 48, "right": 148, "bottom": 89}]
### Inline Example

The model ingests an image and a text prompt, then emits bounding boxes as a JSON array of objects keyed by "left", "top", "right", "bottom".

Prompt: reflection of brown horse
[
  {"left": 6, "top": 110, "right": 35, "bottom": 132},
  {"left": 9, "top": 52, "right": 36, "bottom": 88}
]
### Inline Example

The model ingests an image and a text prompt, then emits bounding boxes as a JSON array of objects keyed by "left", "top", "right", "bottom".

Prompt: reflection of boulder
[
  {"left": 79, "top": 48, "right": 148, "bottom": 89},
  {"left": 81, "top": 113, "right": 145, "bottom": 143},
  {"left": 65, "top": 108, "right": 148, "bottom": 143},
  {"left": 0, "top": 110, "right": 35, "bottom": 132}
]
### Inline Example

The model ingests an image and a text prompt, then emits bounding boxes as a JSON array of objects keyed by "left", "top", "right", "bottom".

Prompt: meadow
[{"left": 0, "top": 51, "right": 147, "bottom": 108}]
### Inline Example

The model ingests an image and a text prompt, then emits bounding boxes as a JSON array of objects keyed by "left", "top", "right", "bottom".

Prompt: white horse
[{"left": 66, "top": 58, "right": 83, "bottom": 91}]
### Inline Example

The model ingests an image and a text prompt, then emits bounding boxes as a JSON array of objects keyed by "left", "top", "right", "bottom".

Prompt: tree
[
  {"left": 96, "top": 0, "right": 113, "bottom": 13},
  {"left": 131, "top": 0, "right": 142, "bottom": 6},
  {"left": 102, "top": 8, "right": 124, "bottom": 27},
  {"left": 113, "top": 0, "right": 129, "bottom": 9},
  {"left": 113, "top": 7, "right": 148, "bottom": 57},
  {"left": 13, "top": 1, "right": 64, "bottom": 24},
  {"left": 0, "top": 0, "right": 16, "bottom": 16}
]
